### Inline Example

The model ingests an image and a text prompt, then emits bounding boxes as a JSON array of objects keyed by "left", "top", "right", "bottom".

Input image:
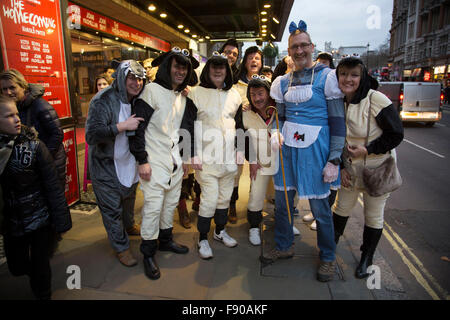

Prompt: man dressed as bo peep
[{"left": 261, "top": 20, "right": 346, "bottom": 283}]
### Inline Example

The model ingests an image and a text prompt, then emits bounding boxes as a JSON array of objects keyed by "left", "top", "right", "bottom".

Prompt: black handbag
[{"left": 362, "top": 93, "right": 402, "bottom": 197}]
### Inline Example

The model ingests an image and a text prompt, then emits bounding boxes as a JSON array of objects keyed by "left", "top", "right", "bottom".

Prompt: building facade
[{"left": 390, "top": 0, "right": 450, "bottom": 82}]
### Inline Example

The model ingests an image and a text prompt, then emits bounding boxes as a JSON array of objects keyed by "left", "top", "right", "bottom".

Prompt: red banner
[
  {"left": 68, "top": 2, "right": 170, "bottom": 52},
  {"left": 63, "top": 127, "right": 79, "bottom": 206},
  {"left": 0, "top": 0, "right": 72, "bottom": 119}
]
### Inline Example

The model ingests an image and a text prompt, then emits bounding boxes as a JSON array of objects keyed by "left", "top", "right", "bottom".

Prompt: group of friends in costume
[{"left": 0, "top": 18, "right": 403, "bottom": 298}]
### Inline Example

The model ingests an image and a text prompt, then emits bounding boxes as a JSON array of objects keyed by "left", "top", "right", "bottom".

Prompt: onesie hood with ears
[
  {"left": 152, "top": 48, "right": 199, "bottom": 92},
  {"left": 111, "top": 59, "right": 146, "bottom": 104}
]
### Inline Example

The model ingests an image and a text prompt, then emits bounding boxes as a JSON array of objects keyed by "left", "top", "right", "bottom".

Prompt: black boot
[
  {"left": 158, "top": 228, "right": 189, "bottom": 254},
  {"left": 140, "top": 240, "right": 160, "bottom": 280},
  {"left": 143, "top": 256, "right": 160, "bottom": 280},
  {"left": 333, "top": 213, "right": 349, "bottom": 244},
  {"left": 355, "top": 226, "right": 383, "bottom": 279}
]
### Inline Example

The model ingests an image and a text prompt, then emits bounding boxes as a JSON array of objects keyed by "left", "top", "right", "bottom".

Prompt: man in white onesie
[
  {"left": 188, "top": 52, "right": 243, "bottom": 259},
  {"left": 130, "top": 48, "right": 198, "bottom": 280}
]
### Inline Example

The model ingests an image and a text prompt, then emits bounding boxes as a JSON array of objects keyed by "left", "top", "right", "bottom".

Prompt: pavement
[{"left": 0, "top": 145, "right": 407, "bottom": 301}]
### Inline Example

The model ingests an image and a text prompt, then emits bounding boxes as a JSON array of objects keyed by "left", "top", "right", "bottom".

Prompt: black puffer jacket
[
  {"left": 17, "top": 84, "right": 66, "bottom": 188},
  {"left": 0, "top": 126, "right": 72, "bottom": 236}
]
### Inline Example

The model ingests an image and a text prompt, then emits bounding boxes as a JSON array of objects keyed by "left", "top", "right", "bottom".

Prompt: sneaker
[
  {"left": 249, "top": 228, "right": 261, "bottom": 246},
  {"left": 198, "top": 240, "right": 213, "bottom": 259},
  {"left": 317, "top": 260, "right": 336, "bottom": 282},
  {"left": 213, "top": 229, "right": 238, "bottom": 248},
  {"left": 293, "top": 226, "right": 300, "bottom": 236},
  {"left": 260, "top": 246, "right": 294, "bottom": 264},
  {"left": 310, "top": 220, "right": 317, "bottom": 231},
  {"left": 303, "top": 212, "right": 314, "bottom": 222}
]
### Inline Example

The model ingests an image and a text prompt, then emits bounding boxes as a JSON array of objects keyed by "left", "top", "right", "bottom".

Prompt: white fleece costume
[
  {"left": 189, "top": 85, "right": 241, "bottom": 218},
  {"left": 241, "top": 109, "right": 277, "bottom": 211}
]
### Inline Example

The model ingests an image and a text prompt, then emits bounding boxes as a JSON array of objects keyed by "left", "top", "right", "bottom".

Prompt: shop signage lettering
[
  {"left": 1, "top": 0, "right": 79, "bottom": 205},
  {"left": 68, "top": 2, "right": 170, "bottom": 52}
]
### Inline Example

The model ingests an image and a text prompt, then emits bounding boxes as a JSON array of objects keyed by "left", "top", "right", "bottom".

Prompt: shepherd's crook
[{"left": 266, "top": 106, "right": 292, "bottom": 225}]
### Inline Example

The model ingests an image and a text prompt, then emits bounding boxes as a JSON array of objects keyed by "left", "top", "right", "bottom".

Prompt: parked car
[{"left": 378, "top": 82, "right": 443, "bottom": 126}]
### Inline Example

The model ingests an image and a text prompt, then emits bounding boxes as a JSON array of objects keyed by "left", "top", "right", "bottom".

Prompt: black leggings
[{"left": 3, "top": 225, "right": 54, "bottom": 299}]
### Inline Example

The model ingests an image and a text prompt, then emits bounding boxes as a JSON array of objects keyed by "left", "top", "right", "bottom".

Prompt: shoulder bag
[{"left": 362, "top": 92, "right": 402, "bottom": 197}]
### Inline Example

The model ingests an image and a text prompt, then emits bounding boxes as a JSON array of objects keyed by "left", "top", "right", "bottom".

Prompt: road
[{"left": 346, "top": 105, "right": 450, "bottom": 300}]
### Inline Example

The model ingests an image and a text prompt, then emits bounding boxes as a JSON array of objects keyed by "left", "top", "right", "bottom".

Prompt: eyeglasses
[
  {"left": 212, "top": 51, "right": 228, "bottom": 60},
  {"left": 251, "top": 74, "right": 270, "bottom": 82},
  {"left": 172, "top": 47, "right": 190, "bottom": 57},
  {"left": 289, "top": 42, "right": 312, "bottom": 51}
]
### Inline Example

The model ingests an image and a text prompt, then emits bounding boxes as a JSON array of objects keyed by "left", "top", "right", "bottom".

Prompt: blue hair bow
[{"left": 289, "top": 20, "right": 307, "bottom": 34}]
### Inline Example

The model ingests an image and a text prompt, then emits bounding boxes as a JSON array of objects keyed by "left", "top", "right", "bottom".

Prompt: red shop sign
[
  {"left": 67, "top": 2, "right": 170, "bottom": 52},
  {"left": 63, "top": 127, "right": 80, "bottom": 206},
  {"left": 0, "top": 0, "right": 72, "bottom": 119}
]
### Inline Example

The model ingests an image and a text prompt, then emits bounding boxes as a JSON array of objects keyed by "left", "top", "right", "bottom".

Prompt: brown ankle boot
[
  {"left": 228, "top": 206, "right": 237, "bottom": 224},
  {"left": 117, "top": 249, "right": 137, "bottom": 267},
  {"left": 178, "top": 199, "right": 191, "bottom": 229},
  {"left": 126, "top": 224, "right": 141, "bottom": 236}
]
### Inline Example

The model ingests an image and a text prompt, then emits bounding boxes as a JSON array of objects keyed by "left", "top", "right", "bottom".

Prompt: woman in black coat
[{"left": 0, "top": 69, "right": 66, "bottom": 190}]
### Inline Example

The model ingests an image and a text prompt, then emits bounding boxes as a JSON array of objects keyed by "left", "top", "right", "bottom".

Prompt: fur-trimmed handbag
[{"left": 362, "top": 93, "right": 402, "bottom": 197}]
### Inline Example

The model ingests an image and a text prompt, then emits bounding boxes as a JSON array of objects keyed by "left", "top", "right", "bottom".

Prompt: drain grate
[{"left": 70, "top": 202, "right": 98, "bottom": 215}]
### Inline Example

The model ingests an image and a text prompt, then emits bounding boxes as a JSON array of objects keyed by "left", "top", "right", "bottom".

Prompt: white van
[{"left": 378, "top": 82, "right": 443, "bottom": 126}]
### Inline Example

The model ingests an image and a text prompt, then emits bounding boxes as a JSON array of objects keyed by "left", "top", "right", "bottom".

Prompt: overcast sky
[
  {"left": 279, "top": 0, "right": 393, "bottom": 52},
  {"left": 243, "top": 0, "right": 393, "bottom": 54}
]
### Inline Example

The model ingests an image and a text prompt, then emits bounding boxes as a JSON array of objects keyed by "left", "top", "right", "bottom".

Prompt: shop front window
[{"left": 70, "top": 29, "right": 159, "bottom": 123}]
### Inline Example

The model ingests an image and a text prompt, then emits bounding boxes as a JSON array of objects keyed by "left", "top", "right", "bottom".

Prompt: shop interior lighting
[
  {"left": 184, "top": 29, "right": 190, "bottom": 33},
  {"left": 270, "top": 34, "right": 276, "bottom": 39},
  {"left": 115, "top": 37, "right": 119, "bottom": 40},
  {"left": 192, "top": 34, "right": 197, "bottom": 38},
  {"left": 264, "top": 4, "right": 271, "bottom": 8},
  {"left": 178, "top": 24, "right": 184, "bottom": 29},
  {"left": 272, "top": 17, "right": 279, "bottom": 24},
  {"left": 160, "top": 13, "right": 167, "bottom": 18},
  {"left": 261, "top": 18, "right": 267, "bottom": 22},
  {"left": 262, "top": 25, "right": 267, "bottom": 28},
  {"left": 261, "top": 11, "right": 267, "bottom": 15},
  {"left": 205, "top": 36, "right": 210, "bottom": 39},
  {"left": 148, "top": 4, "right": 156, "bottom": 11}
]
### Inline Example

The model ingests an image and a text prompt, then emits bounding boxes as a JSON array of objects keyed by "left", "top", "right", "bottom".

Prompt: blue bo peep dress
[{"left": 270, "top": 63, "right": 345, "bottom": 200}]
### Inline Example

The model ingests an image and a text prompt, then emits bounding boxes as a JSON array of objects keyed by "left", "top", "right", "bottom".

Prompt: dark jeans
[{"left": 3, "top": 225, "right": 53, "bottom": 299}]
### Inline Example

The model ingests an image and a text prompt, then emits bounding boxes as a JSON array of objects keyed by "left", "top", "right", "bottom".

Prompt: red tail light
[
  {"left": 399, "top": 92, "right": 404, "bottom": 105},
  {"left": 441, "top": 93, "right": 444, "bottom": 106}
]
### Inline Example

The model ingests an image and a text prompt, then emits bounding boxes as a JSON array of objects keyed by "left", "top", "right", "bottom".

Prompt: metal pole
[{"left": 266, "top": 106, "right": 292, "bottom": 225}]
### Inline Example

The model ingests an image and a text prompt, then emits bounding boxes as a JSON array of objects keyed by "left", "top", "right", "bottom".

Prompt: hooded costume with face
[
  {"left": 85, "top": 59, "right": 146, "bottom": 254},
  {"left": 128, "top": 49, "right": 199, "bottom": 276},
  {"left": 187, "top": 53, "right": 242, "bottom": 254}
]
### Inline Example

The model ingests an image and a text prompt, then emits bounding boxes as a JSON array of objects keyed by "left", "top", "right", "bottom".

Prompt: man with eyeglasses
[
  {"left": 129, "top": 48, "right": 199, "bottom": 280},
  {"left": 86, "top": 60, "right": 146, "bottom": 268},
  {"left": 219, "top": 38, "right": 240, "bottom": 82},
  {"left": 262, "top": 20, "right": 346, "bottom": 283},
  {"left": 188, "top": 52, "right": 243, "bottom": 260}
]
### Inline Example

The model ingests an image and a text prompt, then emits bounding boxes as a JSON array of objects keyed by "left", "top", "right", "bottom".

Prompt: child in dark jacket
[{"left": 0, "top": 95, "right": 72, "bottom": 300}]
